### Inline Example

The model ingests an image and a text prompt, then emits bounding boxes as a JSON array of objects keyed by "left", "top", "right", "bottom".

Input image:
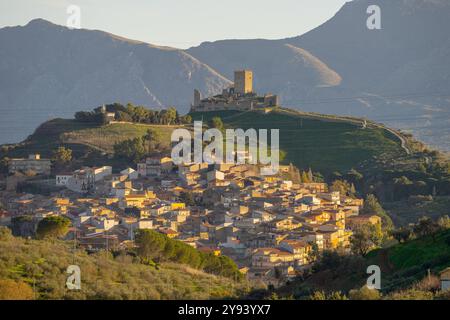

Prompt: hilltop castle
[{"left": 191, "top": 70, "right": 279, "bottom": 112}]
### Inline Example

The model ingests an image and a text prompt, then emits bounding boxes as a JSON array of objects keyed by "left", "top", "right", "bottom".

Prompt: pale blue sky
[{"left": 0, "top": 0, "right": 349, "bottom": 48}]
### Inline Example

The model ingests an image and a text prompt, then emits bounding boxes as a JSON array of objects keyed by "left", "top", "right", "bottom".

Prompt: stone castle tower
[{"left": 234, "top": 70, "right": 253, "bottom": 95}]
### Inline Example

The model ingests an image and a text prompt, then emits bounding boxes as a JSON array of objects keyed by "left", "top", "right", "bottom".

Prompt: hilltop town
[
  {"left": 0, "top": 150, "right": 380, "bottom": 286},
  {"left": 0, "top": 70, "right": 370, "bottom": 286},
  {"left": 1, "top": 70, "right": 449, "bottom": 293}
]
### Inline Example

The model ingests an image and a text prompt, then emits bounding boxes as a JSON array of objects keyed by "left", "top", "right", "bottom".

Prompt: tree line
[
  {"left": 135, "top": 229, "right": 243, "bottom": 280},
  {"left": 74, "top": 103, "right": 192, "bottom": 125}
]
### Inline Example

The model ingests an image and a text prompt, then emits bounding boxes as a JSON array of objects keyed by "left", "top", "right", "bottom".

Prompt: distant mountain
[
  {"left": 187, "top": 0, "right": 450, "bottom": 150},
  {"left": 1, "top": 0, "right": 450, "bottom": 150},
  {"left": 187, "top": 40, "right": 342, "bottom": 101},
  {"left": 0, "top": 19, "right": 231, "bottom": 143}
]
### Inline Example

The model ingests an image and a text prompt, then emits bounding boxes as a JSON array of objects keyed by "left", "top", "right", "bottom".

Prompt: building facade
[{"left": 9, "top": 154, "right": 51, "bottom": 175}]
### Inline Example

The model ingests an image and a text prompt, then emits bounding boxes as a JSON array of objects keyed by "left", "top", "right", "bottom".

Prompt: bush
[
  {"left": 435, "top": 290, "right": 450, "bottom": 300},
  {"left": 0, "top": 226, "right": 13, "bottom": 241},
  {"left": 349, "top": 285, "right": 381, "bottom": 300},
  {"left": 412, "top": 275, "right": 440, "bottom": 292},
  {"left": 0, "top": 279, "right": 34, "bottom": 300},
  {"left": 388, "top": 289, "right": 434, "bottom": 300},
  {"left": 309, "top": 290, "right": 348, "bottom": 300},
  {"left": 36, "top": 216, "right": 71, "bottom": 239}
]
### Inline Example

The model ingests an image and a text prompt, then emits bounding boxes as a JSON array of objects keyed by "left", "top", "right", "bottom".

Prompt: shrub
[
  {"left": 349, "top": 285, "right": 381, "bottom": 300},
  {"left": 388, "top": 289, "right": 434, "bottom": 300},
  {"left": 0, "top": 279, "right": 34, "bottom": 300},
  {"left": 36, "top": 216, "right": 71, "bottom": 239}
]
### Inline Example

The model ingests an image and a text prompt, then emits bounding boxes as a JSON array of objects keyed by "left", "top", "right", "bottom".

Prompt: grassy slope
[
  {"left": 385, "top": 196, "right": 450, "bottom": 226},
  {"left": 3, "top": 109, "right": 405, "bottom": 175},
  {"left": 3, "top": 119, "right": 93, "bottom": 159},
  {"left": 62, "top": 122, "right": 179, "bottom": 153},
  {"left": 366, "top": 229, "right": 450, "bottom": 292},
  {"left": 3, "top": 119, "right": 181, "bottom": 158},
  {"left": 0, "top": 234, "right": 246, "bottom": 300},
  {"left": 190, "top": 109, "right": 404, "bottom": 175},
  {"left": 280, "top": 229, "right": 450, "bottom": 296},
  {"left": 388, "top": 232, "right": 450, "bottom": 270}
]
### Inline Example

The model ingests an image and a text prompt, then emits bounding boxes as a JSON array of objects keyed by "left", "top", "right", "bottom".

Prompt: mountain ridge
[
  {"left": 1, "top": 0, "right": 450, "bottom": 151},
  {"left": 0, "top": 19, "right": 231, "bottom": 144},
  {"left": 187, "top": 0, "right": 450, "bottom": 150}
]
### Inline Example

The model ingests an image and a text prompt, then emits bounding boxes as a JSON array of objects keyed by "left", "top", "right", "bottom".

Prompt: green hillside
[
  {"left": 3, "top": 107, "right": 448, "bottom": 228},
  {"left": 276, "top": 229, "right": 450, "bottom": 298},
  {"left": 61, "top": 122, "right": 179, "bottom": 153},
  {"left": 1, "top": 119, "right": 182, "bottom": 160},
  {"left": 367, "top": 229, "right": 450, "bottom": 290},
  {"left": 0, "top": 228, "right": 247, "bottom": 300},
  {"left": 2, "top": 108, "right": 410, "bottom": 176},
  {"left": 190, "top": 108, "right": 405, "bottom": 175}
]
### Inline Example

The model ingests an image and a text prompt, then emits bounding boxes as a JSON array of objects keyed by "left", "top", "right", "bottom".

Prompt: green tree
[
  {"left": 350, "top": 183, "right": 356, "bottom": 196},
  {"left": 301, "top": 171, "right": 310, "bottom": 183},
  {"left": 144, "top": 129, "right": 162, "bottom": 153},
  {"left": 330, "top": 180, "right": 351, "bottom": 195},
  {"left": 36, "top": 216, "right": 71, "bottom": 239},
  {"left": 350, "top": 224, "right": 382, "bottom": 256},
  {"left": 288, "top": 163, "right": 301, "bottom": 183},
  {"left": 309, "top": 291, "right": 327, "bottom": 300},
  {"left": 135, "top": 229, "right": 242, "bottom": 280},
  {"left": 135, "top": 229, "right": 166, "bottom": 261},
  {"left": 307, "top": 168, "right": 313, "bottom": 182},
  {"left": 413, "top": 216, "right": 441, "bottom": 240},
  {"left": 160, "top": 107, "right": 178, "bottom": 125},
  {"left": 180, "top": 115, "right": 192, "bottom": 124},
  {"left": 328, "top": 291, "right": 348, "bottom": 300},
  {"left": 52, "top": 146, "right": 72, "bottom": 164},
  {"left": 391, "top": 227, "right": 412, "bottom": 243},
  {"left": 115, "top": 110, "right": 132, "bottom": 122},
  {"left": 113, "top": 137, "right": 146, "bottom": 162},
  {"left": 306, "top": 242, "right": 320, "bottom": 263},
  {"left": 362, "top": 194, "right": 393, "bottom": 231},
  {"left": 438, "top": 215, "right": 450, "bottom": 230},
  {"left": 210, "top": 117, "right": 224, "bottom": 131},
  {"left": 309, "top": 290, "right": 347, "bottom": 300}
]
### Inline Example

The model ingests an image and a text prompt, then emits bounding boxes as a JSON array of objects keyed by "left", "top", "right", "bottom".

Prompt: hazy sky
[{"left": 0, "top": 0, "right": 349, "bottom": 48}]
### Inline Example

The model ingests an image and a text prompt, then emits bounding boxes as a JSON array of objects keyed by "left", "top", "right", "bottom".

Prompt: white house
[
  {"left": 138, "top": 157, "right": 173, "bottom": 177},
  {"left": 91, "top": 216, "right": 118, "bottom": 231},
  {"left": 56, "top": 174, "right": 72, "bottom": 186},
  {"left": 440, "top": 267, "right": 450, "bottom": 291},
  {"left": 93, "top": 166, "right": 112, "bottom": 181},
  {"left": 66, "top": 168, "right": 95, "bottom": 193},
  {"left": 120, "top": 167, "right": 138, "bottom": 180}
]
